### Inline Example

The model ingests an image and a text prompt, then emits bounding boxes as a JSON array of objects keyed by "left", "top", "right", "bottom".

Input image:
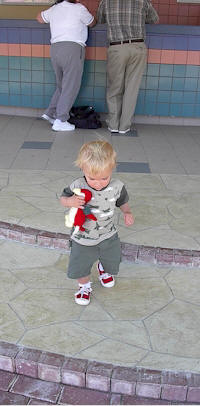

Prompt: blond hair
[{"left": 75, "top": 140, "right": 116, "bottom": 175}]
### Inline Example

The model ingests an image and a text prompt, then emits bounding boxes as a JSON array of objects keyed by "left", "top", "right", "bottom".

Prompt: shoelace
[
  {"left": 99, "top": 272, "right": 111, "bottom": 280},
  {"left": 75, "top": 286, "right": 92, "bottom": 297}
]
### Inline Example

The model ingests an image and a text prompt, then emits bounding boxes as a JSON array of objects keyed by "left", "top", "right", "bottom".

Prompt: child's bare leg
[{"left": 78, "top": 276, "right": 90, "bottom": 285}]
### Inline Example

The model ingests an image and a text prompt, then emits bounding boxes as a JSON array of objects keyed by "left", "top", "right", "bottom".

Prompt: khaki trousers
[{"left": 106, "top": 42, "right": 147, "bottom": 131}]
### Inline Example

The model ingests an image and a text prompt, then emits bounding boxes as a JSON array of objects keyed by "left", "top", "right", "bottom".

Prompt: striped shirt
[{"left": 97, "top": 0, "right": 159, "bottom": 43}]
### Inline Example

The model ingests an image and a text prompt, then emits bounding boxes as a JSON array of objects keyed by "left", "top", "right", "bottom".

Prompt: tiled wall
[{"left": 0, "top": 20, "right": 200, "bottom": 118}]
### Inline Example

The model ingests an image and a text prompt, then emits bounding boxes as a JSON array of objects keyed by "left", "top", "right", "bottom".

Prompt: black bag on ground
[{"left": 69, "top": 106, "right": 102, "bottom": 129}]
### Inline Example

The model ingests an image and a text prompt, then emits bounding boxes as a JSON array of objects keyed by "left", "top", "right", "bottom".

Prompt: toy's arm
[{"left": 60, "top": 195, "right": 85, "bottom": 209}]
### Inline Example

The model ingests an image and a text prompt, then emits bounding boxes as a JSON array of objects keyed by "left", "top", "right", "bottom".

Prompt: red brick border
[
  {"left": 0, "top": 342, "right": 200, "bottom": 403},
  {"left": 0, "top": 221, "right": 200, "bottom": 267}
]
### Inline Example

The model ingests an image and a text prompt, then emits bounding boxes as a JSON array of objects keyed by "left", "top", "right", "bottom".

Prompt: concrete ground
[{"left": 0, "top": 114, "right": 200, "bottom": 376}]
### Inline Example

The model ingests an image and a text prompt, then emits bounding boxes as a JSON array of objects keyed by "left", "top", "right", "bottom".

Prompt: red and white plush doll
[{"left": 65, "top": 188, "right": 97, "bottom": 234}]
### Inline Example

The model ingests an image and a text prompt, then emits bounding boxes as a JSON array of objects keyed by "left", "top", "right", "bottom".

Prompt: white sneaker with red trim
[
  {"left": 97, "top": 262, "right": 115, "bottom": 288},
  {"left": 75, "top": 284, "right": 92, "bottom": 305}
]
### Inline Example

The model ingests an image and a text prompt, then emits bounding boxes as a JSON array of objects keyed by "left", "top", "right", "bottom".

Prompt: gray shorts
[{"left": 67, "top": 233, "right": 121, "bottom": 279}]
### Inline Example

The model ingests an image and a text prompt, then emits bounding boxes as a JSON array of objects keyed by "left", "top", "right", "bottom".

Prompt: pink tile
[
  {"left": 32, "top": 45, "right": 44, "bottom": 57},
  {"left": 147, "top": 49, "right": 161, "bottom": 64},
  {"left": 95, "top": 47, "right": 107, "bottom": 60},
  {"left": 0, "top": 43, "right": 8, "bottom": 56},
  {"left": 20, "top": 44, "right": 31, "bottom": 57},
  {"left": 8, "top": 44, "right": 20, "bottom": 56},
  {"left": 161, "top": 50, "right": 174, "bottom": 64},
  {"left": 85, "top": 46, "right": 96, "bottom": 60},
  {"left": 187, "top": 51, "right": 200, "bottom": 65},
  {"left": 174, "top": 51, "right": 187, "bottom": 64},
  {"left": 44, "top": 45, "right": 50, "bottom": 58}
]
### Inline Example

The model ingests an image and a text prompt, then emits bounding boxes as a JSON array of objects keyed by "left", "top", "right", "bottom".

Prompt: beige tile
[
  {"left": 0, "top": 303, "right": 24, "bottom": 342},
  {"left": 0, "top": 268, "right": 25, "bottom": 301},
  {"left": 139, "top": 352, "right": 200, "bottom": 373}
]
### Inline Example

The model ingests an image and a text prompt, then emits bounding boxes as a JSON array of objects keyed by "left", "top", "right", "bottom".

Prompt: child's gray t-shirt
[{"left": 62, "top": 176, "right": 129, "bottom": 246}]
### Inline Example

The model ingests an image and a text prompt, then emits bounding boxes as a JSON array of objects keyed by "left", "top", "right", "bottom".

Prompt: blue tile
[
  {"left": 156, "top": 103, "right": 169, "bottom": 116},
  {"left": 135, "top": 101, "right": 144, "bottom": 115},
  {"left": 183, "top": 91, "right": 196, "bottom": 103},
  {"left": 94, "top": 86, "right": 106, "bottom": 99},
  {"left": 95, "top": 61, "right": 106, "bottom": 73},
  {"left": 8, "top": 28, "right": 20, "bottom": 44},
  {"left": 173, "top": 65, "right": 186, "bottom": 78},
  {"left": 21, "top": 95, "right": 32, "bottom": 107},
  {"left": 32, "top": 95, "right": 45, "bottom": 108},
  {"left": 182, "top": 104, "right": 195, "bottom": 117},
  {"left": 92, "top": 99, "right": 106, "bottom": 113},
  {"left": 148, "top": 35, "right": 162, "bottom": 49},
  {"left": 188, "top": 36, "right": 200, "bottom": 51},
  {"left": 162, "top": 35, "right": 175, "bottom": 50},
  {"left": 82, "top": 72, "right": 95, "bottom": 86},
  {"left": 9, "top": 69, "right": 20, "bottom": 82},
  {"left": 95, "top": 30, "right": 107, "bottom": 47},
  {"left": 169, "top": 103, "right": 182, "bottom": 117},
  {"left": 116, "top": 162, "right": 150, "bottom": 173},
  {"left": 137, "top": 89, "right": 145, "bottom": 104},
  {"left": 146, "top": 76, "right": 159, "bottom": 90},
  {"left": 172, "top": 77, "right": 184, "bottom": 91},
  {"left": 94, "top": 73, "right": 106, "bottom": 86},
  {"left": 86, "top": 30, "right": 96, "bottom": 47},
  {"left": 194, "top": 104, "right": 200, "bottom": 117},
  {"left": 0, "top": 70, "right": 8, "bottom": 81},
  {"left": 9, "top": 56, "right": 20, "bottom": 70},
  {"left": 0, "top": 28, "right": 7, "bottom": 43},
  {"left": 19, "top": 28, "right": 31, "bottom": 44},
  {"left": 139, "top": 76, "right": 146, "bottom": 90},
  {"left": 78, "top": 86, "right": 93, "bottom": 98},
  {"left": 174, "top": 36, "right": 188, "bottom": 51},
  {"left": 9, "top": 82, "right": 20, "bottom": 95},
  {"left": 144, "top": 101, "right": 156, "bottom": 115},
  {"left": 145, "top": 90, "right": 157, "bottom": 103},
  {"left": 32, "top": 83, "right": 44, "bottom": 96},
  {"left": 84, "top": 60, "right": 95, "bottom": 73},
  {"left": 9, "top": 94, "right": 21, "bottom": 106},
  {"left": 32, "top": 71, "right": 44, "bottom": 83},
  {"left": 44, "top": 95, "right": 52, "bottom": 106},
  {"left": 44, "top": 83, "right": 56, "bottom": 96},
  {"left": 0, "top": 82, "right": 9, "bottom": 93},
  {"left": 44, "top": 71, "right": 56, "bottom": 84},
  {"left": 21, "top": 70, "right": 31, "bottom": 83},
  {"left": 185, "top": 65, "right": 199, "bottom": 78},
  {"left": 20, "top": 57, "right": 31, "bottom": 70},
  {"left": 32, "top": 57, "right": 44, "bottom": 71},
  {"left": 160, "top": 64, "right": 173, "bottom": 77},
  {"left": 147, "top": 64, "right": 160, "bottom": 76},
  {"left": 0, "top": 94, "right": 9, "bottom": 105},
  {"left": 31, "top": 29, "right": 44, "bottom": 44},
  {"left": 21, "top": 83, "right": 32, "bottom": 95},
  {"left": 159, "top": 77, "right": 172, "bottom": 90},
  {"left": 44, "top": 58, "right": 53, "bottom": 71},
  {"left": 170, "top": 91, "right": 184, "bottom": 103},
  {"left": 184, "top": 78, "right": 198, "bottom": 91},
  {"left": 0, "top": 56, "right": 8, "bottom": 69},
  {"left": 44, "top": 29, "right": 51, "bottom": 45},
  {"left": 157, "top": 90, "right": 170, "bottom": 103}
]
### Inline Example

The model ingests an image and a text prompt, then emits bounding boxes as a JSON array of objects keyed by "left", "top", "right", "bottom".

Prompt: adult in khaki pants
[{"left": 97, "top": 0, "right": 159, "bottom": 135}]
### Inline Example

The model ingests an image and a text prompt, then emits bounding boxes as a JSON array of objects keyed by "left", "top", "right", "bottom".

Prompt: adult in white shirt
[{"left": 37, "top": 0, "right": 96, "bottom": 131}]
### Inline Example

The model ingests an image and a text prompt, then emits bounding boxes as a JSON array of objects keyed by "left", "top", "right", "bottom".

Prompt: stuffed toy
[{"left": 65, "top": 188, "right": 97, "bottom": 234}]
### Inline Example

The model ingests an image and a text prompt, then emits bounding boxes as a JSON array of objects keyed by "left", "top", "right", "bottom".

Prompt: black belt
[{"left": 110, "top": 39, "right": 144, "bottom": 45}]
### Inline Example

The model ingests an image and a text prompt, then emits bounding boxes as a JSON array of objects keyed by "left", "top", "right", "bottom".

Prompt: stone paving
[{"left": 1, "top": 115, "right": 200, "bottom": 402}]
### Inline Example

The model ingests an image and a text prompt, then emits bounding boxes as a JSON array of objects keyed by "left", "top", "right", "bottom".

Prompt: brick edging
[
  {"left": 0, "top": 341, "right": 200, "bottom": 403},
  {"left": 0, "top": 221, "right": 200, "bottom": 267}
]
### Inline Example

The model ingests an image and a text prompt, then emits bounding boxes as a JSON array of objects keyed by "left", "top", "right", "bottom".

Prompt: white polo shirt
[{"left": 41, "top": 2, "right": 94, "bottom": 46}]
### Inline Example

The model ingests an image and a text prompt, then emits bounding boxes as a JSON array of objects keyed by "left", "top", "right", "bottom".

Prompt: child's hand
[
  {"left": 68, "top": 194, "right": 85, "bottom": 209},
  {"left": 124, "top": 212, "right": 134, "bottom": 226}
]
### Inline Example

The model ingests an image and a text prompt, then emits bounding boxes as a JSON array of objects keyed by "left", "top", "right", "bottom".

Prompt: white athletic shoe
[
  {"left": 41, "top": 114, "right": 55, "bottom": 125},
  {"left": 52, "top": 119, "right": 75, "bottom": 132}
]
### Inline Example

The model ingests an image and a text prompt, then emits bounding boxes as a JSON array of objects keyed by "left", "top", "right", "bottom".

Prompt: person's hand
[
  {"left": 124, "top": 212, "right": 134, "bottom": 226},
  {"left": 68, "top": 194, "right": 85, "bottom": 209}
]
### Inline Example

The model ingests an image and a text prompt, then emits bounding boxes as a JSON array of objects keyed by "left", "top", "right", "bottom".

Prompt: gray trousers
[
  {"left": 45, "top": 41, "right": 85, "bottom": 122},
  {"left": 106, "top": 42, "right": 147, "bottom": 131}
]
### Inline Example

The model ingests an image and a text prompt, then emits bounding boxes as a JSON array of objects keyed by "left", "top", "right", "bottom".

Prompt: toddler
[{"left": 60, "top": 140, "right": 134, "bottom": 305}]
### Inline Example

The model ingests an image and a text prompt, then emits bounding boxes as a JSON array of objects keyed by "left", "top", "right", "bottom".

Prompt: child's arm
[
  {"left": 60, "top": 195, "right": 85, "bottom": 209},
  {"left": 119, "top": 202, "right": 134, "bottom": 226}
]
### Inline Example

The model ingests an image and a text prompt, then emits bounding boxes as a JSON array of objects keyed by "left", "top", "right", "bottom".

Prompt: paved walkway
[{"left": 0, "top": 114, "right": 200, "bottom": 384}]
